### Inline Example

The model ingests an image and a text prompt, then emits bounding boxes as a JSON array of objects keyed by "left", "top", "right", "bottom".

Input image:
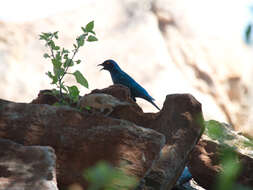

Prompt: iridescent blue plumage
[{"left": 98, "top": 59, "right": 160, "bottom": 110}]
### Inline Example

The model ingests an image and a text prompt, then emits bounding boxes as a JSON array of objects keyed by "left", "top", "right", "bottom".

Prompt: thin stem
[{"left": 58, "top": 45, "right": 80, "bottom": 100}]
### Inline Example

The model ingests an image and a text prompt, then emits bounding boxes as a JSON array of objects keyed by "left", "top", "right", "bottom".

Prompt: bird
[
  {"left": 78, "top": 93, "right": 131, "bottom": 116},
  {"left": 97, "top": 59, "right": 160, "bottom": 110}
]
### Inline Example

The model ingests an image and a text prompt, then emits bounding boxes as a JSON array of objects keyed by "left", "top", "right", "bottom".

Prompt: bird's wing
[{"left": 120, "top": 71, "right": 155, "bottom": 101}]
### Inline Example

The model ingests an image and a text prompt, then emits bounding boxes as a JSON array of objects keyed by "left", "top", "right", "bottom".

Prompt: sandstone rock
[
  {"left": 0, "top": 138, "right": 57, "bottom": 190},
  {"left": 31, "top": 90, "right": 59, "bottom": 105},
  {"left": 91, "top": 85, "right": 205, "bottom": 189},
  {"left": 77, "top": 92, "right": 132, "bottom": 116},
  {"left": 0, "top": 85, "right": 204, "bottom": 189},
  {"left": 188, "top": 135, "right": 253, "bottom": 189},
  {"left": 188, "top": 139, "right": 220, "bottom": 189},
  {"left": 0, "top": 95, "right": 165, "bottom": 189}
]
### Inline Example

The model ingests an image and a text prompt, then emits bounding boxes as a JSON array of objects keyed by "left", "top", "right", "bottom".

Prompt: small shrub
[{"left": 39, "top": 21, "right": 98, "bottom": 105}]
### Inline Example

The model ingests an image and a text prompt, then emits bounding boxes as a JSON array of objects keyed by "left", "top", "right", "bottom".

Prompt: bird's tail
[{"left": 150, "top": 100, "right": 160, "bottom": 111}]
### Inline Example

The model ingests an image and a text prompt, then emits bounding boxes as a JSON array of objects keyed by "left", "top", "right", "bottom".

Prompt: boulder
[
  {"left": 0, "top": 138, "right": 57, "bottom": 190},
  {"left": 188, "top": 133, "right": 253, "bottom": 189},
  {"left": 91, "top": 85, "right": 205, "bottom": 189},
  {"left": 0, "top": 85, "right": 204, "bottom": 189},
  {"left": 0, "top": 94, "right": 165, "bottom": 189}
]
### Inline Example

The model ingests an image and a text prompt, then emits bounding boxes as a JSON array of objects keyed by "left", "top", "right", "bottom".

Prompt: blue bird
[{"left": 98, "top": 59, "right": 160, "bottom": 110}]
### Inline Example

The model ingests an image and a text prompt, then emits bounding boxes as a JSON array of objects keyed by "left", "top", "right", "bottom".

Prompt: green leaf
[
  {"left": 215, "top": 147, "right": 241, "bottom": 190},
  {"left": 89, "top": 31, "right": 96, "bottom": 35},
  {"left": 63, "top": 54, "right": 69, "bottom": 59},
  {"left": 73, "top": 70, "right": 89, "bottom": 88},
  {"left": 43, "top": 32, "right": 52, "bottom": 38},
  {"left": 52, "top": 58, "right": 62, "bottom": 69},
  {"left": 39, "top": 34, "right": 47, "bottom": 41},
  {"left": 87, "top": 35, "right": 98, "bottom": 42},
  {"left": 85, "top": 21, "right": 94, "bottom": 32},
  {"left": 64, "top": 59, "right": 73, "bottom": 68},
  {"left": 76, "top": 60, "right": 81, "bottom": 64},
  {"left": 39, "top": 32, "right": 52, "bottom": 41},
  {"left": 46, "top": 71, "right": 57, "bottom": 84},
  {"left": 54, "top": 68, "right": 65, "bottom": 80},
  {"left": 67, "top": 85, "right": 80, "bottom": 102},
  {"left": 53, "top": 31, "right": 59, "bottom": 39},
  {"left": 76, "top": 36, "right": 85, "bottom": 47},
  {"left": 85, "top": 106, "right": 91, "bottom": 110},
  {"left": 55, "top": 51, "right": 61, "bottom": 61},
  {"left": 48, "top": 40, "right": 56, "bottom": 49},
  {"left": 43, "top": 53, "right": 50, "bottom": 58},
  {"left": 76, "top": 34, "right": 87, "bottom": 47},
  {"left": 46, "top": 71, "right": 54, "bottom": 79},
  {"left": 81, "top": 26, "right": 87, "bottom": 33},
  {"left": 54, "top": 46, "right": 60, "bottom": 50},
  {"left": 84, "top": 161, "right": 137, "bottom": 190},
  {"left": 62, "top": 48, "right": 69, "bottom": 55}
]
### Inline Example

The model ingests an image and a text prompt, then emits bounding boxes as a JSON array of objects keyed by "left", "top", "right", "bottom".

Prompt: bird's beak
[{"left": 97, "top": 63, "right": 104, "bottom": 71}]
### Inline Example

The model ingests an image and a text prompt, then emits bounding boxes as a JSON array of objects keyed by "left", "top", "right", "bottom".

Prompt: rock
[
  {"left": 0, "top": 95, "right": 165, "bottom": 189},
  {"left": 77, "top": 92, "right": 132, "bottom": 116},
  {"left": 0, "top": 138, "right": 57, "bottom": 190},
  {"left": 91, "top": 84, "right": 143, "bottom": 112},
  {"left": 172, "top": 179, "right": 206, "bottom": 190},
  {"left": 0, "top": 85, "right": 204, "bottom": 189},
  {"left": 31, "top": 90, "right": 79, "bottom": 107},
  {"left": 31, "top": 90, "right": 59, "bottom": 105},
  {"left": 188, "top": 132, "right": 253, "bottom": 189},
  {"left": 188, "top": 139, "right": 220, "bottom": 189},
  {"left": 91, "top": 85, "right": 205, "bottom": 189}
]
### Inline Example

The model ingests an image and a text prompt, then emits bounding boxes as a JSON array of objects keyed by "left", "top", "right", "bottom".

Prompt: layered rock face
[
  {"left": 0, "top": 85, "right": 204, "bottom": 189},
  {"left": 1, "top": 85, "right": 253, "bottom": 190},
  {"left": 0, "top": 0, "right": 252, "bottom": 135},
  {"left": 0, "top": 138, "right": 57, "bottom": 190},
  {"left": 188, "top": 122, "right": 253, "bottom": 190}
]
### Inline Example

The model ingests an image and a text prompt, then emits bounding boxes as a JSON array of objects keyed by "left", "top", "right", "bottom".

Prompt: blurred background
[{"left": 0, "top": 0, "right": 253, "bottom": 135}]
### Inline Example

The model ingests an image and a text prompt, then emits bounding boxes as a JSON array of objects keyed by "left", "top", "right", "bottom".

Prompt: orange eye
[{"left": 105, "top": 61, "right": 110, "bottom": 65}]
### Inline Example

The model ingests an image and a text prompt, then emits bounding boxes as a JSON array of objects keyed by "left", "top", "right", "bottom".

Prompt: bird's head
[{"left": 97, "top": 59, "right": 121, "bottom": 72}]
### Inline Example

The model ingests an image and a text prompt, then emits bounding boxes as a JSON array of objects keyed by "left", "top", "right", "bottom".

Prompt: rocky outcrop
[
  {"left": 0, "top": 85, "right": 204, "bottom": 189},
  {"left": 92, "top": 85, "right": 205, "bottom": 189},
  {"left": 0, "top": 138, "right": 57, "bottom": 190},
  {"left": 0, "top": 100, "right": 165, "bottom": 189},
  {"left": 188, "top": 134, "right": 253, "bottom": 189}
]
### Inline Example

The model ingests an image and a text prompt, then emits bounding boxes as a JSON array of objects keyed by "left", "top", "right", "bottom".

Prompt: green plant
[
  {"left": 215, "top": 146, "right": 252, "bottom": 190},
  {"left": 205, "top": 120, "right": 253, "bottom": 190},
  {"left": 205, "top": 120, "right": 226, "bottom": 140},
  {"left": 83, "top": 161, "right": 137, "bottom": 190},
  {"left": 39, "top": 21, "right": 98, "bottom": 105},
  {"left": 216, "top": 146, "right": 241, "bottom": 190}
]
